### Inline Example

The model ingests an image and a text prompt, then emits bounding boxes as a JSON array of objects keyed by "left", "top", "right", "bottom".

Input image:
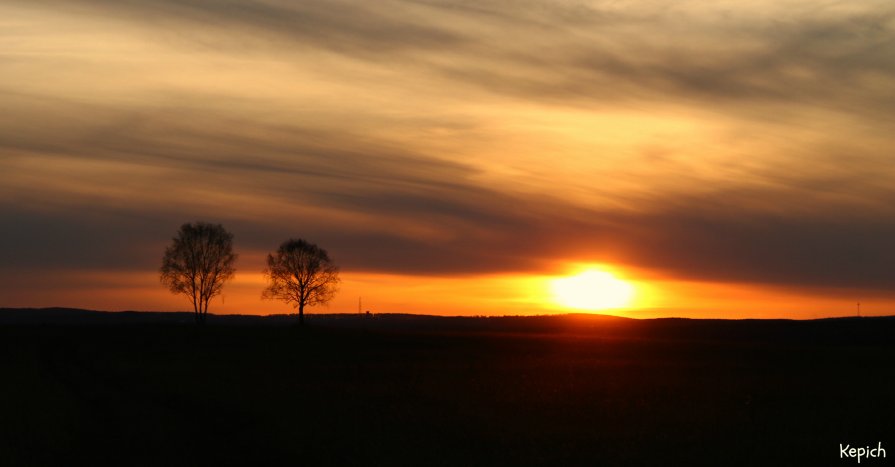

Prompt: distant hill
[
  {"left": 0, "top": 307, "right": 282, "bottom": 326},
  {"left": 0, "top": 307, "right": 630, "bottom": 329},
  {"left": 1, "top": 308, "right": 894, "bottom": 345}
]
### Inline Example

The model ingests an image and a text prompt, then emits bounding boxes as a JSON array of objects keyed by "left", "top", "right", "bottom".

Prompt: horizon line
[{"left": 1, "top": 306, "right": 891, "bottom": 322}]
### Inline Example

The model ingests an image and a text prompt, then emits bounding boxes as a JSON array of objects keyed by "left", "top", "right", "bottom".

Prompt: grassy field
[{"left": 1, "top": 312, "right": 893, "bottom": 466}]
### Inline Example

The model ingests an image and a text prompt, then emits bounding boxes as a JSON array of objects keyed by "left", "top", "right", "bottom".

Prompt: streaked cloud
[{"left": 1, "top": 0, "right": 894, "bottom": 313}]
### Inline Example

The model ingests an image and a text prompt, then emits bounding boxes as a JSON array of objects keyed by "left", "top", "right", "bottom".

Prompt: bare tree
[
  {"left": 262, "top": 238, "right": 340, "bottom": 325},
  {"left": 160, "top": 222, "right": 237, "bottom": 323}
]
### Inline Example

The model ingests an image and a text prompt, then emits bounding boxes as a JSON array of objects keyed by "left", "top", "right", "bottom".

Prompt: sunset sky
[{"left": 2, "top": 0, "right": 895, "bottom": 318}]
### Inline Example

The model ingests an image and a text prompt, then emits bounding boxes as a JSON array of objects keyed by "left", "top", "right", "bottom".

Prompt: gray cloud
[
  {"left": 47, "top": 0, "right": 466, "bottom": 56},
  {"left": 33, "top": 0, "right": 895, "bottom": 113},
  {"left": 614, "top": 203, "right": 895, "bottom": 291}
]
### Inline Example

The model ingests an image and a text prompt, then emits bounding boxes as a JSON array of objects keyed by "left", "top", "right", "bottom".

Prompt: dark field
[{"left": 1, "top": 310, "right": 894, "bottom": 466}]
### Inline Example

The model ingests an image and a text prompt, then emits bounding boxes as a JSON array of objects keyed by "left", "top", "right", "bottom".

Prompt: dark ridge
[
  {"left": 1, "top": 307, "right": 894, "bottom": 344},
  {"left": 0, "top": 308, "right": 283, "bottom": 326},
  {"left": 0, "top": 308, "right": 631, "bottom": 327}
]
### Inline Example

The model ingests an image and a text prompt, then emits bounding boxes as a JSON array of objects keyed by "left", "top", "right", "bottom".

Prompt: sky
[{"left": 2, "top": 0, "right": 895, "bottom": 318}]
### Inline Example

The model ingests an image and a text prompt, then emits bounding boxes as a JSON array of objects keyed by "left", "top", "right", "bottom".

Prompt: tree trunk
[{"left": 298, "top": 302, "right": 305, "bottom": 326}]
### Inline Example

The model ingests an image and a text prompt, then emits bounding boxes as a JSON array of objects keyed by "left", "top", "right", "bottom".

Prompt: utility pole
[
  {"left": 857, "top": 301, "right": 861, "bottom": 317},
  {"left": 358, "top": 296, "right": 362, "bottom": 314}
]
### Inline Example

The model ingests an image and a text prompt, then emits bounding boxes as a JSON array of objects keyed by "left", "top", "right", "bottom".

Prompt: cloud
[
  {"left": 0, "top": 92, "right": 584, "bottom": 275},
  {"left": 1, "top": 0, "right": 895, "bottom": 304},
  {"left": 10, "top": 0, "right": 895, "bottom": 118},
  {"left": 29, "top": 0, "right": 466, "bottom": 56},
  {"left": 613, "top": 200, "right": 895, "bottom": 290}
]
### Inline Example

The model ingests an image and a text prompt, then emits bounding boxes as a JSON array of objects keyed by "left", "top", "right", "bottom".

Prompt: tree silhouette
[
  {"left": 262, "top": 238, "right": 340, "bottom": 325},
  {"left": 160, "top": 222, "right": 237, "bottom": 324}
]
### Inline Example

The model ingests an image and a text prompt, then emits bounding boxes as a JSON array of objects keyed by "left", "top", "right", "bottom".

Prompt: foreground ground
[{"left": 1, "top": 311, "right": 893, "bottom": 466}]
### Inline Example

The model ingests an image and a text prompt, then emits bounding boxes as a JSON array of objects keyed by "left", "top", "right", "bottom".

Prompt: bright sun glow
[{"left": 551, "top": 269, "right": 635, "bottom": 311}]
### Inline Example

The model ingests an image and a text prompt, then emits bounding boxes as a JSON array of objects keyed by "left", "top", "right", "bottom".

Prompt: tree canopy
[
  {"left": 262, "top": 238, "right": 340, "bottom": 325},
  {"left": 160, "top": 222, "right": 237, "bottom": 323}
]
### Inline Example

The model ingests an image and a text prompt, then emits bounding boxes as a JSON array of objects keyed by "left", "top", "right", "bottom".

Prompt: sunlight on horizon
[{"left": 550, "top": 268, "right": 636, "bottom": 311}]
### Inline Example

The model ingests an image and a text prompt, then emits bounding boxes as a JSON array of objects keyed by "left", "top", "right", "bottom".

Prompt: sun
[{"left": 550, "top": 269, "right": 635, "bottom": 311}]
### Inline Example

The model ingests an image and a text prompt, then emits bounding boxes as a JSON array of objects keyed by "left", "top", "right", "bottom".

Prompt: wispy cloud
[{"left": 2, "top": 0, "right": 895, "bottom": 307}]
